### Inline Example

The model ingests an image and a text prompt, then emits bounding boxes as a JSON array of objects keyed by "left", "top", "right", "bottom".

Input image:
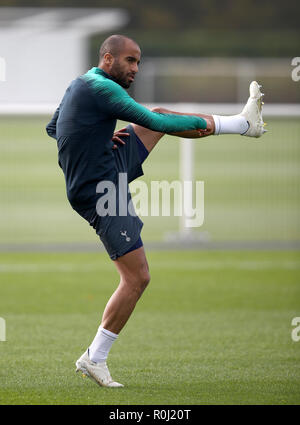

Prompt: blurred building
[
  {"left": 0, "top": 7, "right": 128, "bottom": 112},
  {"left": 0, "top": 7, "right": 299, "bottom": 115}
]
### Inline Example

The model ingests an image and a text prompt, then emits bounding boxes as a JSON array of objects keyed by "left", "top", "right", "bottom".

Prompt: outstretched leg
[{"left": 132, "top": 80, "right": 265, "bottom": 153}]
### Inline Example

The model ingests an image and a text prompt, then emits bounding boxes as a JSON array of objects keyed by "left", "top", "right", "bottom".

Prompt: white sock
[
  {"left": 88, "top": 326, "right": 118, "bottom": 363},
  {"left": 213, "top": 114, "right": 249, "bottom": 135}
]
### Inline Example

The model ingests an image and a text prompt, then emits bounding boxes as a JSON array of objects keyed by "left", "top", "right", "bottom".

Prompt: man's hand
[
  {"left": 112, "top": 127, "right": 129, "bottom": 149},
  {"left": 197, "top": 128, "right": 211, "bottom": 137},
  {"left": 168, "top": 116, "right": 215, "bottom": 139},
  {"left": 200, "top": 117, "right": 215, "bottom": 136},
  {"left": 170, "top": 127, "right": 213, "bottom": 139}
]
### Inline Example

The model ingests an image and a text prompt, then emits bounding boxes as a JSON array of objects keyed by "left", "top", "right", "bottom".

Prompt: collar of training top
[{"left": 91, "top": 67, "right": 117, "bottom": 83}]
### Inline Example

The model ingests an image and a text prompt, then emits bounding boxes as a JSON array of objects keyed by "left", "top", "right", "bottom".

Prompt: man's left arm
[
  {"left": 46, "top": 107, "right": 60, "bottom": 140},
  {"left": 92, "top": 79, "right": 207, "bottom": 134}
]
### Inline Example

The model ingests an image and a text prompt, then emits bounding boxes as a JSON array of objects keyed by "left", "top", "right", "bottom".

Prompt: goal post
[{"left": 179, "top": 138, "right": 194, "bottom": 236}]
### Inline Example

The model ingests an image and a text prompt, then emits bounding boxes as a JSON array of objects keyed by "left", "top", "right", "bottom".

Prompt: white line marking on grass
[
  {"left": 0, "top": 264, "right": 113, "bottom": 273},
  {"left": 0, "top": 260, "right": 299, "bottom": 273},
  {"left": 152, "top": 260, "right": 300, "bottom": 271}
]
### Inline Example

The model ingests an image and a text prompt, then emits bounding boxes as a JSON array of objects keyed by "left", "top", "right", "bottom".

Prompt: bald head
[
  {"left": 99, "top": 35, "right": 139, "bottom": 61},
  {"left": 98, "top": 34, "right": 141, "bottom": 89}
]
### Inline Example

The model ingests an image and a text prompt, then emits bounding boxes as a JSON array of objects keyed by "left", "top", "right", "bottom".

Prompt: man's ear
[{"left": 103, "top": 53, "right": 114, "bottom": 66}]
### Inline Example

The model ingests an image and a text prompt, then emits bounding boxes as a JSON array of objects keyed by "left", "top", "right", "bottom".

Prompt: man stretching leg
[{"left": 46, "top": 34, "right": 265, "bottom": 388}]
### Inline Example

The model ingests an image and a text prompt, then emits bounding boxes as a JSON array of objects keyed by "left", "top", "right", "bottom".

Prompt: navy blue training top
[{"left": 46, "top": 67, "right": 207, "bottom": 211}]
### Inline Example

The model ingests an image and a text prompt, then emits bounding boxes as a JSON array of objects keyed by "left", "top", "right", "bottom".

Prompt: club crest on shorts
[{"left": 120, "top": 230, "right": 131, "bottom": 242}]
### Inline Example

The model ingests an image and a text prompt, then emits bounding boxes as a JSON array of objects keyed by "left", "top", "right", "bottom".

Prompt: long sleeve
[{"left": 82, "top": 72, "right": 207, "bottom": 133}]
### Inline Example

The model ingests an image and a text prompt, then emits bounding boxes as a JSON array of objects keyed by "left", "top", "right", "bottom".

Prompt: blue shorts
[{"left": 77, "top": 125, "right": 149, "bottom": 260}]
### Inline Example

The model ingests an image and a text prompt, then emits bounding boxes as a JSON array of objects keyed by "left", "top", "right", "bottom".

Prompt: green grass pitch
[
  {"left": 0, "top": 116, "right": 299, "bottom": 404},
  {"left": 0, "top": 250, "right": 299, "bottom": 405}
]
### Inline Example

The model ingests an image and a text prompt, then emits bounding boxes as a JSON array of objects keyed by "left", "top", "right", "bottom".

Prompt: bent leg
[{"left": 100, "top": 246, "right": 150, "bottom": 335}]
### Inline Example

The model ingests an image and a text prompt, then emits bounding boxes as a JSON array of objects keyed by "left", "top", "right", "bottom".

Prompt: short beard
[
  {"left": 110, "top": 60, "right": 131, "bottom": 89},
  {"left": 118, "top": 79, "right": 130, "bottom": 89}
]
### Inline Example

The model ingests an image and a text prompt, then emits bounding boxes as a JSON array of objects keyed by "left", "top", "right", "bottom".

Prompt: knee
[
  {"left": 134, "top": 269, "right": 151, "bottom": 295},
  {"left": 122, "top": 269, "right": 151, "bottom": 298},
  {"left": 140, "top": 270, "right": 151, "bottom": 290}
]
